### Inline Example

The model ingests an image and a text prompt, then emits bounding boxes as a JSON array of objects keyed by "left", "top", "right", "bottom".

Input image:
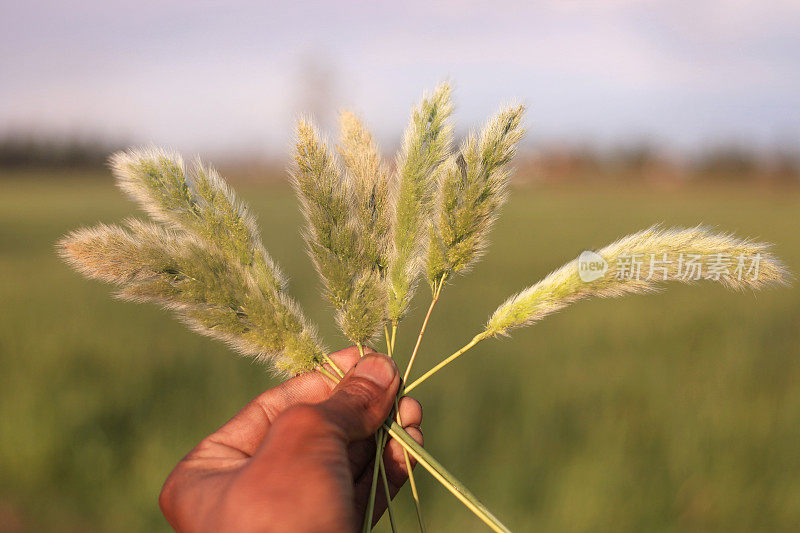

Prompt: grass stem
[
  {"left": 323, "top": 354, "right": 345, "bottom": 378},
  {"left": 403, "top": 332, "right": 489, "bottom": 394},
  {"left": 384, "top": 323, "right": 393, "bottom": 357},
  {"left": 384, "top": 420, "right": 510, "bottom": 533},
  {"left": 378, "top": 452, "right": 398, "bottom": 533},
  {"left": 316, "top": 365, "right": 338, "bottom": 383},
  {"left": 403, "top": 274, "right": 446, "bottom": 385},
  {"left": 362, "top": 429, "right": 384, "bottom": 533},
  {"left": 395, "top": 396, "right": 426, "bottom": 532}
]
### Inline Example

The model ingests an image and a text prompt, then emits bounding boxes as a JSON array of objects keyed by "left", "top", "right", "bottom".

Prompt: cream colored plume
[
  {"left": 427, "top": 104, "right": 525, "bottom": 286},
  {"left": 292, "top": 119, "right": 386, "bottom": 345},
  {"left": 60, "top": 149, "right": 327, "bottom": 376},
  {"left": 387, "top": 82, "right": 454, "bottom": 322},
  {"left": 338, "top": 110, "right": 391, "bottom": 274},
  {"left": 485, "top": 225, "right": 790, "bottom": 337}
]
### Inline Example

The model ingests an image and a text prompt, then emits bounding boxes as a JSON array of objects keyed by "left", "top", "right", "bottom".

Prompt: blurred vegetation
[
  {"left": 523, "top": 143, "right": 800, "bottom": 186},
  {"left": 0, "top": 135, "right": 124, "bottom": 170},
  {"left": 1, "top": 134, "right": 798, "bottom": 187},
  {"left": 0, "top": 167, "right": 798, "bottom": 532}
]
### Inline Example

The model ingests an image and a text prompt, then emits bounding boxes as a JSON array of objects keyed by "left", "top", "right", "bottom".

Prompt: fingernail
[{"left": 353, "top": 354, "right": 396, "bottom": 388}]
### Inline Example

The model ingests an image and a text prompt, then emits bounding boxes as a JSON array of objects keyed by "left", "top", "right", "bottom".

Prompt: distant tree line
[
  {"left": 523, "top": 143, "right": 800, "bottom": 185},
  {"left": 1, "top": 133, "right": 797, "bottom": 186},
  {"left": 0, "top": 134, "right": 124, "bottom": 170}
]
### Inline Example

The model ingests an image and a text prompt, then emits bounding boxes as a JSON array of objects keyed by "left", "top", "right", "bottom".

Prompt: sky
[{"left": 2, "top": 0, "right": 799, "bottom": 157}]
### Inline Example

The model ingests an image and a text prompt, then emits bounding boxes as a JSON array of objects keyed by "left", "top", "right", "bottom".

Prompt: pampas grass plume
[
  {"left": 427, "top": 104, "right": 525, "bottom": 286},
  {"left": 61, "top": 152, "right": 326, "bottom": 377},
  {"left": 292, "top": 119, "right": 386, "bottom": 345},
  {"left": 387, "top": 82, "right": 454, "bottom": 322},
  {"left": 485, "top": 225, "right": 790, "bottom": 337}
]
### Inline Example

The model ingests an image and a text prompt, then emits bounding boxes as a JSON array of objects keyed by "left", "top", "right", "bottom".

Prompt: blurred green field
[{"left": 1, "top": 171, "right": 799, "bottom": 532}]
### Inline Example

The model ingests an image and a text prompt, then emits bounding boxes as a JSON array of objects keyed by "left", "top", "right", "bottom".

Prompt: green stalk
[
  {"left": 384, "top": 420, "right": 510, "bottom": 533},
  {"left": 384, "top": 323, "right": 393, "bottom": 356},
  {"left": 394, "top": 277, "right": 448, "bottom": 533},
  {"left": 404, "top": 332, "right": 489, "bottom": 394},
  {"left": 378, "top": 452, "right": 398, "bottom": 533},
  {"left": 402, "top": 274, "right": 445, "bottom": 384},
  {"left": 316, "top": 365, "right": 338, "bottom": 383},
  {"left": 395, "top": 396, "right": 426, "bottom": 532},
  {"left": 362, "top": 430, "right": 384, "bottom": 533},
  {"left": 323, "top": 354, "right": 345, "bottom": 378}
]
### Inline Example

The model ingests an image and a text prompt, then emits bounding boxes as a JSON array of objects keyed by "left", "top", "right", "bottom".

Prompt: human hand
[{"left": 159, "top": 346, "right": 424, "bottom": 532}]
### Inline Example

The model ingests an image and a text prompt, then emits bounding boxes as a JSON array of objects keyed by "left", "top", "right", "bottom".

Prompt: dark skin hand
[{"left": 159, "top": 346, "right": 424, "bottom": 532}]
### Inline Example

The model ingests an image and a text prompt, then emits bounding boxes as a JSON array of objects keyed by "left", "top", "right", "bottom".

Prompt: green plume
[
  {"left": 292, "top": 120, "right": 386, "bottom": 345},
  {"left": 387, "top": 82, "right": 454, "bottom": 321},
  {"left": 427, "top": 104, "right": 525, "bottom": 286},
  {"left": 61, "top": 149, "right": 326, "bottom": 376},
  {"left": 59, "top": 219, "right": 325, "bottom": 376},
  {"left": 485, "top": 225, "right": 791, "bottom": 338}
]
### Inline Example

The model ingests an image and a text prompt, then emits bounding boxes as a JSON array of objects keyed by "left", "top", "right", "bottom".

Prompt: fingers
[
  {"left": 270, "top": 345, "right": 366, "bottom": 407},
  {"left": 397, "top": 396, "right": 423, "bottom": 427},
  {"left": 190, "top": 346, "right": 382, "bottom": 460},
  {"left": 383, "top": 426, "right": 423, "bottom": 485},
  {"left": 346, "top": 396, "right": 423, "bottom": 480},
  {"left": 319, "top": 354, "right": 399, "bottom": 442},
  {"left": 327, "top": 345, "right": 375, "bottom": 376}
]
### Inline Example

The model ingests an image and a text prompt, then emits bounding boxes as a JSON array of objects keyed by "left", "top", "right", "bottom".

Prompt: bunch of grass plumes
[
  {"left": 60, "top": 150, "right": 325, "bottom": 376},
  {"left": 58, "top": 84, "right": 790, "bottom": 533}
]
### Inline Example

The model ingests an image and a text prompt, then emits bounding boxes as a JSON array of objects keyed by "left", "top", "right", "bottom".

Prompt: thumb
[{"left": 319, "top": 354, "right": 399, "bottom": 442}]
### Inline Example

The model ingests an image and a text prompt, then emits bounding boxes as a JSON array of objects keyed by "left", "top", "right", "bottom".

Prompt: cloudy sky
[{"left": 2, "top": 0, "right": 799, "bottom": 156}]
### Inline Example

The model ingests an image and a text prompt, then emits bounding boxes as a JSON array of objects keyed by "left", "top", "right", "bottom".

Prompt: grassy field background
[{"left": 1, "top": 170, "right": 799, "bottom": 531}]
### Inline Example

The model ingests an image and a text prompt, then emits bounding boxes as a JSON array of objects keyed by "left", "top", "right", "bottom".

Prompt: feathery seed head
[
  {"left": 335, "top": 270, "right": 387, "bottom": 345},
  {"left": 388, "top": 82, "right": 454, "bottom": 321},
  {"left": 292, "top": 118, "right": 386, "bottom": 345},
  {"left": 59, "top": 219, "right": 326, "bottom": 376},
  {"left": 62, "top": 152, "right": 328, "bottom": 377},
  {"left": 111, "top": 147, "right": 286, "bottom": 291},
  {"left": 484, "top": 225, "right": 790, "bottom": 337},
  {"left": 111, "top": 147, "right": 193, "bottom": 227},
  {"left": 292, "top": 120, "right": 358, "bottom": 284},
  {"left": 427, "top": 104, "right": 525, "bottom": 285},
  {"left": 338, "top": 111, "right": 391, "bottom": 271}
]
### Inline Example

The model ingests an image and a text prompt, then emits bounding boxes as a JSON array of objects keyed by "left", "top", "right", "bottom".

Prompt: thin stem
[
  {"left": 378, "top": 453, "right": 398, "bottom": 533},
  {"left": 319, "top": 370, "right": 507, "bottom": 532},
  {"left": 316, "top": 365, "right": 338, "bottom": 383},
  {"left": 390, "top": 321, "right": 397, "bottom": 354},
  {"left": 323, "top": 354, "right": 345, "bottom": 378},
  {"left": 391, "top": 277, "right": 448, "bottom": 533},
  {"left": 357, "top": 342, "right": 366, "bottom": 358},
  {"left": 404, "top": 332, "right": 489, "bottom": 394},
  {"left": 384, "top": 323, "right": 393, "bottom": 357},
  {"left": 362, "top": 429, "right": 384, "bottom": 533},
  {"left": 384, "top": 420, "right": 510, "bottom": 533},
  {"left": 395, "top": 396, "right": 426, "bottom": 532},
  {"left": 403, "top": 274, "right": 446, "bottom": 385}
]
